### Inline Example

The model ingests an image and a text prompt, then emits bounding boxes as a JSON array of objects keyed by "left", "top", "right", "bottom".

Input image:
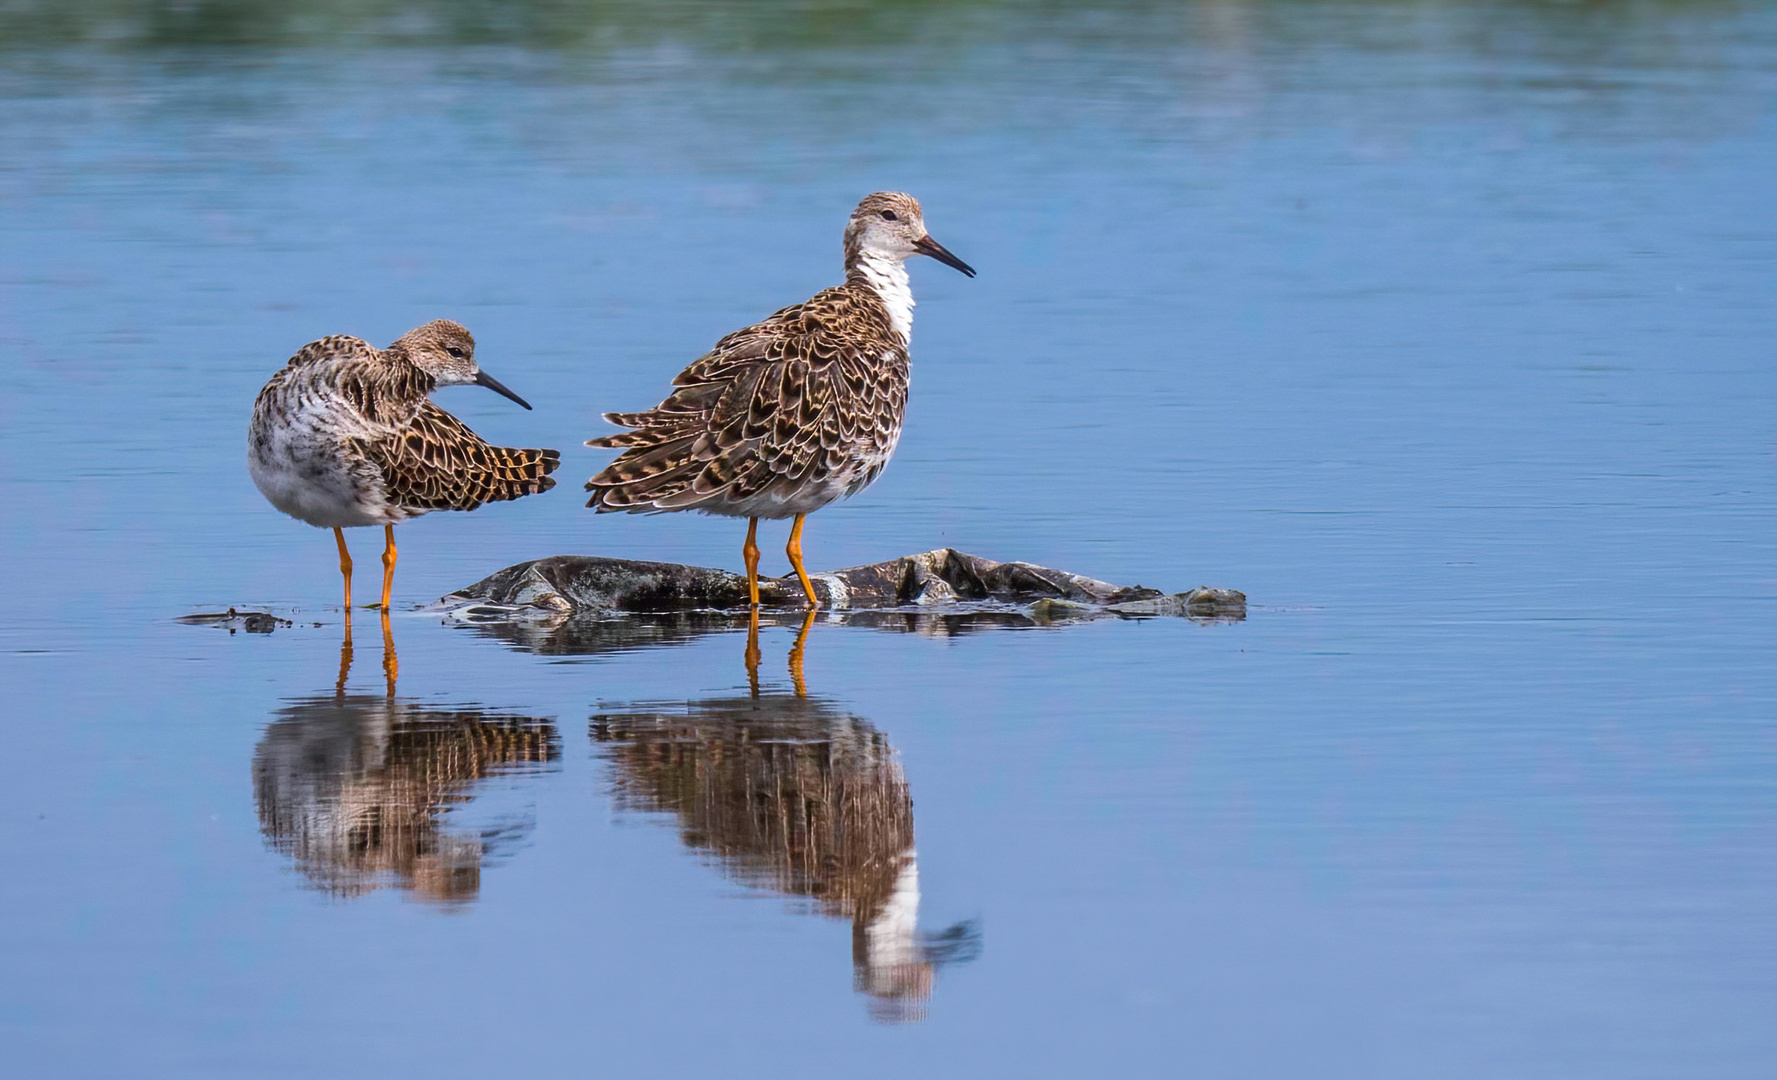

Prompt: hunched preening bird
[
  {"left": 248, "top": 319, "right": 561, "bottom": 611},
  {"left": 584, "top": 192, "right": 975, "bottom": 608}
]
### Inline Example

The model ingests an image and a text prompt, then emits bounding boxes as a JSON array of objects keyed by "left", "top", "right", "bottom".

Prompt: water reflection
[
  {"left": 456, "top": 592, "right": 984, "bottom": 1018},
  {"left": 253, "top": 623, "right": 560, "bottom": 906},
  {"left": 335, "top": 608, "right": 399, "bottom": 696},
  {"left": 456, "top": 604, "right": 1122, "bottom": 659},
  {"left": 591, "top": 693, "right": 979, "bottom": 1023}
]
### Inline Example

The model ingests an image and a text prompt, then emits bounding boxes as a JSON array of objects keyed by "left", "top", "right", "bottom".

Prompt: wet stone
[{"left": 437, "top": 548, "right": 1245, "bottom": 625}]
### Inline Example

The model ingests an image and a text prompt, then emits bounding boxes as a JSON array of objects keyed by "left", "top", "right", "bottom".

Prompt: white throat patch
[{"left": 854, "top": 249, "right": 915, "bottom": 342}]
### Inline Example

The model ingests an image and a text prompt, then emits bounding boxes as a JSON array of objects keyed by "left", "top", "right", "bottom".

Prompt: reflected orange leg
[
  {"left": 333, "top": 527, "right": 354, "bottom": 610},
  {"left": 378, "top": 525, "right": 398, "bottom": 611},
  {"left": 742, "top": 517, "right": 761, "bottom": 607},
  {"left": 380, "top": 606, "right": 398, "bottom": 695},
  {"left": 336, "top": 612, "right": 354, "bottom": 697},
  {"left": 785, "top": 513, "right": 818, "bottom": 609},
  {"left": 788, "top": 608, "right": 815, "bottom": 698},
  {"left": 744, "top": 605, "right": 762, "bottom": 696}
]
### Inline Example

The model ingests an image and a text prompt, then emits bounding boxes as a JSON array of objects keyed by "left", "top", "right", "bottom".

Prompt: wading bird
[
  {"left": 585, "top": 192, "right": 974, "bottom": 607},
  {"left": 249, "top": 319, "right": 559, "bottom": 611}
]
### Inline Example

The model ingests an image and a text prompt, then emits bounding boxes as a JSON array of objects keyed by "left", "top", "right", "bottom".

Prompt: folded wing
[
  {"left": 357, "top": 401, "right": 560, "bottom": 512},
  {"left": 585, "top": 286, "right": 908, "bottom": 515}
]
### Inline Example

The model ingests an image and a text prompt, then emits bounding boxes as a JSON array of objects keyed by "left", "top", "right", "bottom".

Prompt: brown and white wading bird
[
  {"left": 584, "top": 192, "right": 976, "bottom": 607},
  {"left": 248, "top": 320, "right": 560, "bottom": 611}
]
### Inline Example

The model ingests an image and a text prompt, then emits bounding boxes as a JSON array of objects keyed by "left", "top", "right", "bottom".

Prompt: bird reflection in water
[
  {"left": 591, "top": 693, "right": 980, "bottom": 1023},
  {"left": 335, "top": 605, "right": 399, "bottom": 696},
  {"left": 746, "top": 606, "right": 816, "bottom": 696},
  {"left": 254, "top": 611, "right": 560, "bottom": 906}
]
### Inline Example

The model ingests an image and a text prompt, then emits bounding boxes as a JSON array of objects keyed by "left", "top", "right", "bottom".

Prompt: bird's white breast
[
  {"left": 853, "top": 250, "right": 915, "bottom": 342},
  {"left": 248, "top": 377, "right": 406, "bottom": 529}
]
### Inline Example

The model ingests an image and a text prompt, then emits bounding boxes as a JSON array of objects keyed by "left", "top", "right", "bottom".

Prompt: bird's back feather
[
  {"left": 355, "top": 401, "right": 559, "bottom": 512},
  {"left": 586, "top": 283, "right": 909, "bottom": 519}
]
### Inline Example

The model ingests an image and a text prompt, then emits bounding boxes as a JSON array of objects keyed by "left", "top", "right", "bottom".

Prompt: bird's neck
[
  {"left": 368, "top": 345, "right": 435, "bottom": 398},
  {"left": 847, "top": 249, "right": 914, "bottom": 343}
]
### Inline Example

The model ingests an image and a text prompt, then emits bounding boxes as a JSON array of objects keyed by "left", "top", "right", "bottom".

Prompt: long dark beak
[
  {"left": 913, "top": 234, "right": 976, "bottom": 278},
  {"left": 475, "top": 369, "right": 534, "bottom": 410}
]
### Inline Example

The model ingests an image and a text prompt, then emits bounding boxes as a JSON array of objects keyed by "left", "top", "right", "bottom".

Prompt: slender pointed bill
[
  {"left": 475, "top": 370, "right": 534, "bottom": 410},
  {"left": 913, "top": 235, "right": 976, "bottom": 278}
]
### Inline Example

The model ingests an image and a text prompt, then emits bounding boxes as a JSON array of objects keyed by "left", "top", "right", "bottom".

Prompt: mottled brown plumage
[
  {"left": 588, "top": 286, "right": 910, "bottom": 515},
  {"left": 352, "top": 399, "right": 559, "bottom": 513},
  {"left": 585, "top": 193, "right": 975, "bottom": 606},
  {"left": 248, "top": 319, "right": 559, "bottom": 609}
]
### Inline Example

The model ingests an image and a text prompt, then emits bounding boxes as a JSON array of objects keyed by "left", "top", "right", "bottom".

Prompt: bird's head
[
  {"left": 390, "top": 320, "right": 533, "bottom": 410},
  {"left": 844, "top": 192, "right": 975, "bottom": 278}
]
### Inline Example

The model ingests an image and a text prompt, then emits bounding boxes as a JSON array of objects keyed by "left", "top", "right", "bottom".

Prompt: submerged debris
[{"left": 177, "top": 607, "right": 293, "bottom": 634}]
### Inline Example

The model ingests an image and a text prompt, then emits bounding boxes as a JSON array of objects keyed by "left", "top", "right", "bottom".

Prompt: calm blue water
[{"left": 3, "top": 2, "right": 1775, "bottom": 1076}]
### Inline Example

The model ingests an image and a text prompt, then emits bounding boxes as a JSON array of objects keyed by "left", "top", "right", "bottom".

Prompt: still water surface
[{"left": 2, "top": 2, "right": 1775, "bottom": 1076}]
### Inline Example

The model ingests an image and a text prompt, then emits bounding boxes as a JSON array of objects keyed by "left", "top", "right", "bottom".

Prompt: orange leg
[
  {"left": 333, "top": 527, "right": 354, "bottom": 610},
  {"left": 786, "top": 513, "right": 818, "bottom": 608},
  {"left": 788, "top": 608, "right": 815, "bottom": 698},
  {"left": 378, "top": 525, "right": 397, "bottom": 611},
  {"left": 743, "top": 517, "right": 762, "bottom": 607}
]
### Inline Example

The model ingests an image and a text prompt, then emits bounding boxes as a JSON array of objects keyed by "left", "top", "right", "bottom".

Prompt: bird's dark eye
[
  {"left": 879, "top": 210, "right": 898, "bottom": 221},
  {"left": 446, "top": 346, "right": 466, "bottom": 360}
]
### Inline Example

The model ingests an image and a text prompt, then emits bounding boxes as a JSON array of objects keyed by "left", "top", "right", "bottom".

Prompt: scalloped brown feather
[
  {"left": 250, "top": 325, "right": 560, "bottom": 529},
  {"left": 353, "top": 401, "right": 559, "bottom": 512},
  {"left": 585, "top": 283, "right": 909, "bottom": 519}
]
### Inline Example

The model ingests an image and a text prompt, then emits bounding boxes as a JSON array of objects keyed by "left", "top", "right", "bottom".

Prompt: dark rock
[
  {"left": 439, "top": 548, "right": 1245, "bottom": 629},
  {"left": 441, "top": 555, "right": 766, "bottom": 617}
]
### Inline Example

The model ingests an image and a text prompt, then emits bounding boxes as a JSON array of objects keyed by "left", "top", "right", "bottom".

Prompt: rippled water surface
[{"left": 3, "top": 2, "right": 1775, "bottom": 1076}]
